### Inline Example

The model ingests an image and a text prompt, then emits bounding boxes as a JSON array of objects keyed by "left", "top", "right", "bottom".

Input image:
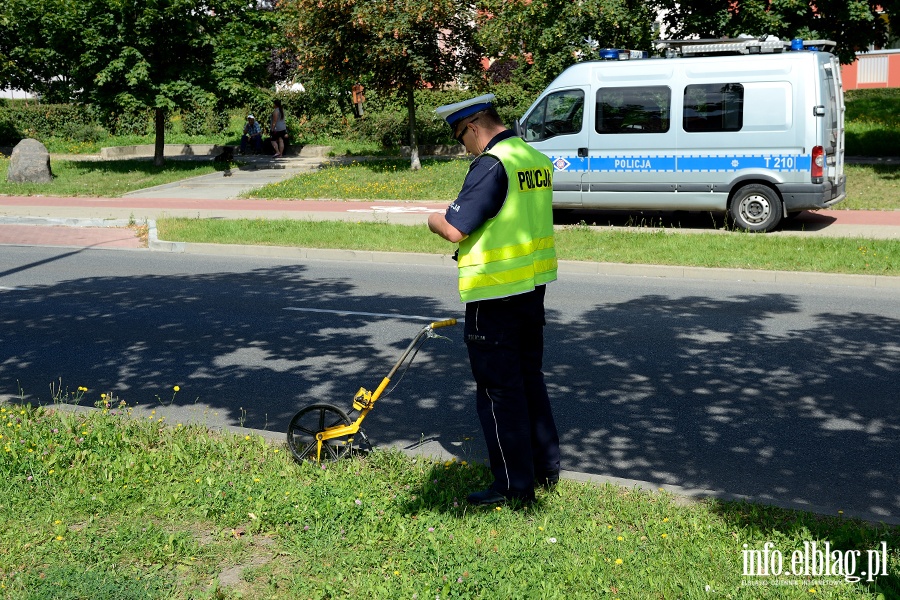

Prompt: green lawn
[
  {"left": 247, "top": 158, "right": 469, "bottom": 202},
  {"left": 0, "top": 157, "right": 227, "bottom": 197},
  {"left": 842, "top": 164, "right": 900, "bottom": 211},
  {"left": 1, "top": 399, "right": 896, "bottom": 599},
  {"left": 844, "top": 88, "right": 900, "bottom": 157}
]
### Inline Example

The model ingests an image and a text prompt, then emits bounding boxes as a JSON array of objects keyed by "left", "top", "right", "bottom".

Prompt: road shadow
[
  {"left": 0, "top": 259, "right": 898, "bottom": 525},
  {"left": 544, "top": 291, "right": 899, "bottom": 524}
]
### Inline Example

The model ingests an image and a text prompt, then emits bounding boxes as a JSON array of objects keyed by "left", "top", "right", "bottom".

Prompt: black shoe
[
  {"left": 466, "top": 488, "right": 507, "bottom": 506},
  {"left": 536, "top": 472, "right": 560, "bottom": 489}
]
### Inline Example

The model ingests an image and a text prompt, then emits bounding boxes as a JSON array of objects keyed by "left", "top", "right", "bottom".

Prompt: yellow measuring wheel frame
[{"left": 286, "top": 319, "right": 457, "bottom": 463}]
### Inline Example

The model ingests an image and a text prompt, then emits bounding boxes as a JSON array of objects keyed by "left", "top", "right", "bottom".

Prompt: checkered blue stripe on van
[{"left": 549, "top": 154, "right": 811, "bottom": 173}]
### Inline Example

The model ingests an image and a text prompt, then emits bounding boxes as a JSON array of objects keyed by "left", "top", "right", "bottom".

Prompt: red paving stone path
[{"left": 0, "top": 222, "right": 144, "bottom": 248}]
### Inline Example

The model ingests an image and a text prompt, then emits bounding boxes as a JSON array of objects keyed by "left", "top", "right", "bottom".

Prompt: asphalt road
[{"left": 1, "top": 246, "right": 898, "bottom": 523}]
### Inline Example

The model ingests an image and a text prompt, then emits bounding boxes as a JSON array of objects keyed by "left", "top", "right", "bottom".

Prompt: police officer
[{"left": 428, "top": 94, "right": 561, "bottom": 505}]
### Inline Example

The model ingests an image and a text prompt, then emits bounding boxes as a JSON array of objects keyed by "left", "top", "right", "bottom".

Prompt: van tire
[{"left": 729, "top": 184, "right": 783, "bottom": 232}]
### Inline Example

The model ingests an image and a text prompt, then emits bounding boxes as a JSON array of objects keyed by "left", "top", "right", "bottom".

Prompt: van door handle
[{"left": 577, "top": 147, "right": 588, "bottom": 157}]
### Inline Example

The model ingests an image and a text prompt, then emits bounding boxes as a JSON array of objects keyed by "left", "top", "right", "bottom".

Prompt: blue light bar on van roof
[
  {"left": 656, "top": 37, "right": 836, "bottom": 57},
  {"left": 599, "top": 49, "right": 621, "bottom": 60}
]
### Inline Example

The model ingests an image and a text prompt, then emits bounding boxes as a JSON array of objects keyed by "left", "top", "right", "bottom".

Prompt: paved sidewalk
[{"left": 121, "top": 153, "right": 326, "bottom": 200}]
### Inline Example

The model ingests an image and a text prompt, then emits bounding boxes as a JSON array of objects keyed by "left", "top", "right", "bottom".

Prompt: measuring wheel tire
[
  {"left": 728, "top": 184, "right": 783, "bottom": 232},
  {"left": 287, "top": 403, "right": 353, "bottom": 463}
]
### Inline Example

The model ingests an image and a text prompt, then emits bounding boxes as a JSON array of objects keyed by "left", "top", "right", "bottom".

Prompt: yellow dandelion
[
  {"left": 173, "top": 385, "right": 180, "bottom": 392},
  {"left": 615, "top": 558, "right": 623, "bottom": 565},
  {"left": 661, "top": 533, "right": 668, "bottom": 538},
  {"left": 617, "top": 536, "right": 624, "bottom": 541}
]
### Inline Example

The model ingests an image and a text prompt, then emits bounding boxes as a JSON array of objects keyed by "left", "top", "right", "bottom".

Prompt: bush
[
  {"left": 104, "top": 109, "right": 153, "bottom": 136},
  {"left": 0, "top": 103, "right": 98, "bottom": 144},
  {"left": 56, "top": 121, "right": 105, "bottom": 143},
  {"left": 181, "top": 100, "right": 230, "bottom": 136}
]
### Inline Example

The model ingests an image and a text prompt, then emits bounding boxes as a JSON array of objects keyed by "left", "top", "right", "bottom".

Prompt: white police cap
[{"left": 435, "top": 94, "right": 496, "bottom": 128}]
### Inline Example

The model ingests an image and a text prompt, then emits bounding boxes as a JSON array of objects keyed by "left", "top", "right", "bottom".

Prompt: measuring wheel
[{"left": 287, "top": 403, "right": 356, "bottom": 463}]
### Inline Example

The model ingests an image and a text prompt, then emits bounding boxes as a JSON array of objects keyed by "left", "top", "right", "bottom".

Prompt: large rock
[{"left": 7, "top": 138, "right": 53, "bottom": 183}]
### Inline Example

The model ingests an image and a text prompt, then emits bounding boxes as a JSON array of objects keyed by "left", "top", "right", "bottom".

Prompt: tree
[
  {"left": 282, "top": 0, "right": 483, "bottom": 169},
  {"left": 0, "top": 0, "right": 282, "bottom": 165},
  {"left": 651, "top": 0, "right": 900, "bottom": 64},
  {"left": 476, "top": 0, "right": 656, "bottom": 90},
  {"left": 0, "top": 0, "right": 91, "bottom": 103}
]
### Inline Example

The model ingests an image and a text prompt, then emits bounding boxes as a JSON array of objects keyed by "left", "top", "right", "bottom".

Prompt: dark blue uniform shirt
[{"left": 444, "top": 130, "right": 517, "bottom": 235}]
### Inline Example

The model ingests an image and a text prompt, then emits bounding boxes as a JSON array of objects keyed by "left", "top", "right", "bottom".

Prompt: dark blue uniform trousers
[{"left": 464, "top": 285, "right": 561, "bottom": 501}]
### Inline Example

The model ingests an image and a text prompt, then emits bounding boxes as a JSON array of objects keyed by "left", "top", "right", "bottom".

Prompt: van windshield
[{"left": 522, "top": 89, "right": 585, "bottom": 142}]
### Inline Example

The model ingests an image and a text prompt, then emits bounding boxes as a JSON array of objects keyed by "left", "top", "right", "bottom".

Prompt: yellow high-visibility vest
[{"left": 457, "top": 137, "right": 558, "bottom": 303}]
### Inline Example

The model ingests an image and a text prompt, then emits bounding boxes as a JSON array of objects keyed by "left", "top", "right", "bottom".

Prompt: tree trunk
[
  {"left": 153, "top": 107, "right": 166, "bottom": 167},
  {"left": 406, "top": 86, "right": 421, "bottom": 171}
]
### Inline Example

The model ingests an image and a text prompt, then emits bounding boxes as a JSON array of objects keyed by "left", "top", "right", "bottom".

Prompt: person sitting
[{"left": 240, "top": 115, "right": 263, "bottom": 154}]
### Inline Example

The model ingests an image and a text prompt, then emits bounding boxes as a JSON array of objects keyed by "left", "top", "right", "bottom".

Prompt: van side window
[
  {"left": 596, "top": 86, "right": 670, "bottom": 134},
  {"left": 683, "top": 83, "right": 744, "bottom": 132},
  {"left": 522, "top": 89, "right": 585, "bottom": 142}
]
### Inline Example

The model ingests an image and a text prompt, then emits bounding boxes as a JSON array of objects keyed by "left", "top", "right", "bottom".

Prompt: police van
[{"left": 515, "top": 37, "right": 846, "bottom": 232}]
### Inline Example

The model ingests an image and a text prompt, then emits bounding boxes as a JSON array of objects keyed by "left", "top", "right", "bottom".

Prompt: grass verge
[
  {"left": 841, "top": 164, "right": 900, "bottom": 211},
  {"left": 247, "top": 158, "right": 470, "bottom": 202},
  {"left": 156, "top": 218, "right": 900, "bottom": 277},
  {"left": 0, "top": 157, "right": 228, "bottom": 197},
  {"left": 1, "top": 397, "right": 897, "bottom": 599}
]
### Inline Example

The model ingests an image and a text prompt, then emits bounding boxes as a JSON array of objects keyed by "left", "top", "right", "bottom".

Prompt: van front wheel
[{"left": 729, "top": 184, "right": 783, "bottom": 232}]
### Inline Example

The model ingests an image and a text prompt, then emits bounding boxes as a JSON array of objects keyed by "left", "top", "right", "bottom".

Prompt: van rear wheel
[{"left": 729, "top": 184, "right": 783, "bottom": 232}]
